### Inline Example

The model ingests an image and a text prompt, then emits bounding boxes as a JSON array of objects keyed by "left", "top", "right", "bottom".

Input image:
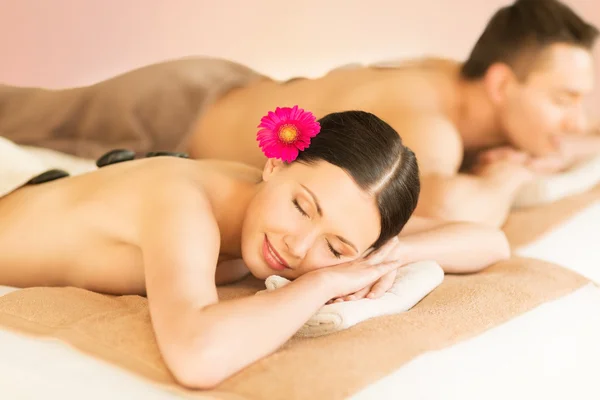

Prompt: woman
[{"left": 0, "top": 108, "right": 509, "bottom": 388}]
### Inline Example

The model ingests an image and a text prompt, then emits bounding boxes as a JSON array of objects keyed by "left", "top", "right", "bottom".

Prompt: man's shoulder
[{"left": 384, "top": 111, "right": 464, "bottom": 175}]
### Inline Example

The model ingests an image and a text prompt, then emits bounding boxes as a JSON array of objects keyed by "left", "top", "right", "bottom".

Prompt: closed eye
[
  {"left": 293, "top": 199, "right": 309, "bottom": 218},
  {"left": 554, "top": 96, "right": 574, "bottom": 106},
  {"left": 327, "top": 240, "right": 342, "bottom": 259}
]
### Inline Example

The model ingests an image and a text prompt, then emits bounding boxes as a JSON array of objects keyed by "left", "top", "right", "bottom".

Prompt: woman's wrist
[{"left": 293, "top": 270, "right": 336, "bottom": 303}]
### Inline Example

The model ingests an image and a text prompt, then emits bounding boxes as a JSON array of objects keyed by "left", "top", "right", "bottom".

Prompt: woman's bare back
[{"left": 0, "top": 157, "right": 260, "bottom": 294}]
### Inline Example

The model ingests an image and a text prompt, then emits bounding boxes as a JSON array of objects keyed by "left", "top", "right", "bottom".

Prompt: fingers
[
  {"left": 479, "top": 147, "right": 528, "bottom": 164},
  {"left": 329, "top": 266, "right": 399, "bottom": 304},
  {"left": 526, "top": 155, "right": 569, "bottom": 174},
  {"left": 479, "top": 149, "right": 504, "bottom": 163},
  {"left": 367, "top": 270, "right": 397, "bottom": 299},
  {"left": 340, "top": 286, "right": 371, "bottom": 302},
  {"left": 323, "top": 257, "right": 403, "bottom": 304},
  {"left": 375, "top": 259, "right": 404, "bottom": 275},
  {"left": 507, "top": 150, "right": 529, "bottom": 164}
]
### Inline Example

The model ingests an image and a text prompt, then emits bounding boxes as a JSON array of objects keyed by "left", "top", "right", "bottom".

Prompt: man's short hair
[{"left": 461, "top": 0, "right": 599, "bottom": 80}]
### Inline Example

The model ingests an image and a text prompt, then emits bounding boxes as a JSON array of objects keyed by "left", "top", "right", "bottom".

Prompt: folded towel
[
  {"left": 260, "top": 261, "right": 445, "bottom": 337},
  {"left": 513, "top": 154, "right": 600, "bottom": 208},
  {"left": 0, "top": 136, "right": 96, "bottom": 198}
]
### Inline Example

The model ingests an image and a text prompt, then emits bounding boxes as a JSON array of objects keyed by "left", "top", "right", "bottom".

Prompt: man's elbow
[
  {"left": 417, "top": 177, "right": 506, "bottom": 228},
  {"left": 415, "top": 180, "right": 478, "bottom": 223},
  {"left": 471, "top": 229, "right": 512, "bottom": 273}
]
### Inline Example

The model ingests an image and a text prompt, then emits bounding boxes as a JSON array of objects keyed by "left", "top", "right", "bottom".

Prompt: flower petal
[
  {"left": 256, "top": 106, "right": 321, "bottom": 161},
  {"left": 281, "top": 145, "right": 299, "bottom": 162}
]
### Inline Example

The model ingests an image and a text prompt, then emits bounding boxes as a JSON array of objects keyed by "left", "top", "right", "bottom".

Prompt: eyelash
[
  {"left": 554, "top": 96, "right": 574, "bottom": 107},
  {"left": 327, "top": 241, "right": 342, "bottom": 259},
  {"left": 292, "top": 199, "right": 341, "bottom": 259},
  {"left": 292, "top": 199, "right": 309, "bottom": 218}
]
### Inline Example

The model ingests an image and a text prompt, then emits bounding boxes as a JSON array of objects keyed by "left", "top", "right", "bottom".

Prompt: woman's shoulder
[
  {"left": 132, "top": 157, "right": 262, "bottom": 191},
  {"left": 124, "top": 157, "right": 260, "bottom": 213},
  {"left": 71, "top": 154, "right": 261, "bottom": 228}
]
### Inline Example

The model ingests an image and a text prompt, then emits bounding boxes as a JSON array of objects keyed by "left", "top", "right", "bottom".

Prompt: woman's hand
[
  {"left": 313, "top": 237, "right": 404, "bottom": 303},
  {"left": 327, "top": 269, "right": 398, "bottom": 304}
]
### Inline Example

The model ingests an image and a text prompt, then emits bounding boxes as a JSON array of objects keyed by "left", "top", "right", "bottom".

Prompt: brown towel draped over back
[{"left": 0, "top": 57, "right": 266, "bottom": 159}]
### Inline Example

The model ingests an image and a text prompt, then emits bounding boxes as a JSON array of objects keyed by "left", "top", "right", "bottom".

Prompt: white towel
[
  {"left": 513, "top": 154, "right": 600, "bottom": 208},
  {"left": 0, "top": 136, "right": 96, "bottom": 198},
  {"left": 261, "top": 261, "right": 444, "bottom": 338}
]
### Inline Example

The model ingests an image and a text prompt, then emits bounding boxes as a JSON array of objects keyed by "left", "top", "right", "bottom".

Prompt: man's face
[{"left": 499, "top": 43, "right": 595, "bottom": 156}]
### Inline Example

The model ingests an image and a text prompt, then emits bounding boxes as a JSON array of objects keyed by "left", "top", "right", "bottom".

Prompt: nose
[{"left": 283, "top": 229, "right": 318, "bottom": 260}]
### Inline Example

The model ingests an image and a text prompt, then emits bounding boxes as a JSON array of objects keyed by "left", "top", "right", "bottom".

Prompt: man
[{"left": 189, "top": 0, "right": 599, "bottom": 227}]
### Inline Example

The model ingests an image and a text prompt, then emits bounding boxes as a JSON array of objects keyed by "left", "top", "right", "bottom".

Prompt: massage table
[
  {"left": 1, "top": 58, "right": 599, "bottom": 398},
  {"left": 0, "top": 139, "right": 599, "bottom": 400}
]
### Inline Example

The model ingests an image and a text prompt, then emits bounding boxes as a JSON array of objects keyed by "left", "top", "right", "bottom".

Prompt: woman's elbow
[
  {"left": 172, "top": 367, "right": 224, "bottom": 390},
  {"left": 494, "top": 231, "right": 512, "bottom": 263},
  {"left": 160, "top": 328, "right": 233, "bottom": 390},
  {"left": 168, "top": 346, "right": 229, "bottom": 390}
]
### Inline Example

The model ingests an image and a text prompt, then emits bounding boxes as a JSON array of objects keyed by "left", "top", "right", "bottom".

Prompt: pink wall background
[{"left": 0, "top": 0, "right": 599, "bottom": 111}]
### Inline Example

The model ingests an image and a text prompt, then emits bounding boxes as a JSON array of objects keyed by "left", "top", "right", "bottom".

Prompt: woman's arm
[
  {"left": 398, "top": 216, "right": 511, "bottom": 273},
  {"left": 140, "top": 182, "right": 399, "bottom": 389}
]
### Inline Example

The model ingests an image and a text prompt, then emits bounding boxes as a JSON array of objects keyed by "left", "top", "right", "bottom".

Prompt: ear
[
  {"left": 483, "top": 63, "right": 518, "bottom": 105},
  {"left": 262, "top": 158, "right": 285, "bottom": 181}
]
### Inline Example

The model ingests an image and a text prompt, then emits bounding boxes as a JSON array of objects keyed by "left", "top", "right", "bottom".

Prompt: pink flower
[{"left": 256, "top": 105, "right": 321, "bottom": 163}]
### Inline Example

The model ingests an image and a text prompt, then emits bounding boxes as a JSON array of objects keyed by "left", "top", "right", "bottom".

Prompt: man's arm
[
  {"left": 417, "top": 165, "right": 533, "bottom": 227},
  {"left": 398, "top": 216, "right": 511, "bottom": 273}
]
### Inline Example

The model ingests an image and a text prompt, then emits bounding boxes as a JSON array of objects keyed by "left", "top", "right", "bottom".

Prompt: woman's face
[{"left": 241, "top": 159, "right": 381, "bottom": 280}]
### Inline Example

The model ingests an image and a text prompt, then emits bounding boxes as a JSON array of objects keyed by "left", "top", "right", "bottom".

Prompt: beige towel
[
  {"left": 261, "top": 261, "right": 444, "bottom": 338},
  {"left": 503, "top": 182, "right": 600, "bottom": 249},
  {"left": 0, "top": 257, "right": 588, "bottom": 400}
]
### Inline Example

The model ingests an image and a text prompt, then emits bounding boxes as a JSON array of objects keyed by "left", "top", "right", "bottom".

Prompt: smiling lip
[{"left": 262, "top": 236, "right": 289, "bottom": 271}]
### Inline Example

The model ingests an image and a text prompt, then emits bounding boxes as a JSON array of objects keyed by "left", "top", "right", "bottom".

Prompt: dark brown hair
[
  {"left": 296, "top": 111, "right": 420, "bottom": 250},
  {"left": 461, "top": 0, "right": 599, "bottom": 80}
]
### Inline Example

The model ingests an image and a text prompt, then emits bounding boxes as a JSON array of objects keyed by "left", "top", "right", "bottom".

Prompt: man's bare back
[
  {"left": 0, "top": 157, "right": 260, "bottom": 294},
  {"left": 191, "top": 58, "right": 464, "bottom": 172},
  {"left": 190, "top": 35, "right": 599, "bottom": 229}
]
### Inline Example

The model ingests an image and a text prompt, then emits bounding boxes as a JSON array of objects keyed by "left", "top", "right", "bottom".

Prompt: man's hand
[
  {"left": 525, "top": 153, "right": 574, "bottom": 174},
  {"left": 470, "top": 146, "right": 537, "bottom": 181},
  {"left": 472, "top": 145, "right": 573, "bottom": 177}
]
